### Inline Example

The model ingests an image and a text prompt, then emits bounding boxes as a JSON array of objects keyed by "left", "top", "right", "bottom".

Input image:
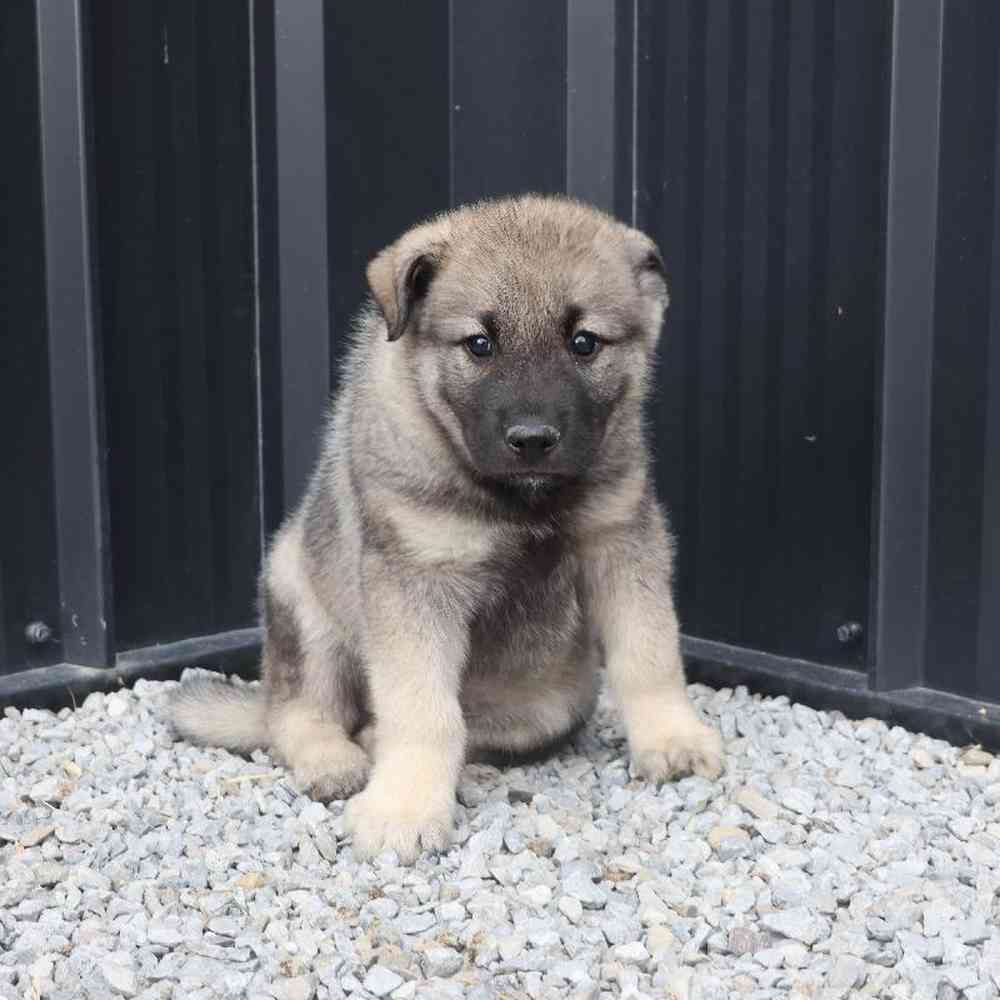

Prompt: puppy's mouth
[
  {"left": 505, "top": 472, "right": 565, "bottom": 489},
  {"left": 484, "top": 471, "right": 575, "bottom": 505}
]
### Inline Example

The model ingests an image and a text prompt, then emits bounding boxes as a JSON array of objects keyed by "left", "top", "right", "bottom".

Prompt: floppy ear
[
  {"left": 622, "top": 229, "right": 670, "bottom": 311},
  {"left": 366, "top": 222, "right": 450, "bottom": 342}
]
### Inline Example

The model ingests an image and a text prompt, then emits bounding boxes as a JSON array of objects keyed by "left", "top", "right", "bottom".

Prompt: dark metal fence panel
[
  {"left": 0, "top": 2, "right": 61, "bottom": 676},
  {"left": 324, "top": 0, "right": 451, "bottom": 373},
  {"left": 322, "top": 0, "right": 569, "bottom": 362},
  {"left": 2, "top": 0, "right": 1000, "bottom": 747},
  {"left": 632, "top": 0, "right": 891, "bottom": 670},
  {"left": 924, "top": 2, "right": 1000, "bottom": 702},
  {"left": 87, "top": 0, "right": 261, "bottom": 651},
  {"left": 451, "top": 1, "right": 568, "bottom": 205}
]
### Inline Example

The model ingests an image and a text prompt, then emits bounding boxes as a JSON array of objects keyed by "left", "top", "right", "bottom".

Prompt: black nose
[{"left": 504, "top": 423, "right": 561, "bottom": 460}]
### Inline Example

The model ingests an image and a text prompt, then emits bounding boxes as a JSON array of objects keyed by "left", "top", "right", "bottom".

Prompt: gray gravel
[{"left": 1, "top": 672, "right": 999, "bottom": 999}]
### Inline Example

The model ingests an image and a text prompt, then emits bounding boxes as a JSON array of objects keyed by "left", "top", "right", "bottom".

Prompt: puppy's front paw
[
  {"left": 344, "top": 782, "right": 453, "bottom": 863},
  {"left": 632, "top": 717, "right": 724, "bottom": 782}
]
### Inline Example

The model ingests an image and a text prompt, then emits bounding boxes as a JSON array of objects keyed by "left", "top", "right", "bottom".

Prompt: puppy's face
[{"left": 368, "top": 197, "right": 668, "bottom": 501}]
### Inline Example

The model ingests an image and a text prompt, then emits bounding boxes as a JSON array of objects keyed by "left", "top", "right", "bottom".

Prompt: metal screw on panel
[
  {"left": 24, "top": 621, "right": 53, "bottom": 645},
  {"left": 836, "top": 622, "right": 863, "bottom": 645}
]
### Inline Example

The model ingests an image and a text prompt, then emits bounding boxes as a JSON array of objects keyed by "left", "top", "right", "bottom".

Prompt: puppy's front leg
[
  {"left": 345, "top": 565, "right": 469, "bottom": 862},
  {"left": 583, "top": 504, "right": 724, "bottom": 783}
]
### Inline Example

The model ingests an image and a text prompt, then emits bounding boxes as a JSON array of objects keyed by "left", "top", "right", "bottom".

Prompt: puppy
[{"left": 170, "top": 194, "right": 724, "bottom": 862}]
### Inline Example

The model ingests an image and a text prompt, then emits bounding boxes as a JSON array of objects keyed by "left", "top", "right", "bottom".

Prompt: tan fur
[
  {"left": 169, "top": 194, "right": 723, "bottom": 863},
  {"left": 378, "top": 493, "right": 502, "bottom": 566},
  {"left": 269, "top": 699, "right": 370, "bottom": 801},
  {"left": 268, "top": 520, "right": 333, "bottom": 649}
]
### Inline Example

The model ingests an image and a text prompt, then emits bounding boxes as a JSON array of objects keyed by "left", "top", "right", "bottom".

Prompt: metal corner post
[
  {"left": 271, "top": 0, "right": 332, "bottom": 518},
  {"left": 566, "top": 0, "right": 618, "bottom": 214},
  {"left": 871, "top": 0, "right": 945, "bottom": 692},
  {"left": 35, "top": 0, "right": 115, "bottom": 668}
]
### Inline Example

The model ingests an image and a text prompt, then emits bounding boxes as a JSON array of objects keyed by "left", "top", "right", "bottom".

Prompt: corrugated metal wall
[
  {"left": 88, "top": 0, "right": 261, "bottom": 651},
  {"left": 633, "top": 0, "right": 891, "bottom": 669},
  {"left": 324, "top": 3, "right": 451, "bottom": 379},
  {"left": 0, "top": 1, "right": 60, "bottom": 675},
  {"left": 925, "top": 3, "right": 1000, "bottom": 702},
  {"left": 1, "top": 0, "right": 998, "bottom": 745}
]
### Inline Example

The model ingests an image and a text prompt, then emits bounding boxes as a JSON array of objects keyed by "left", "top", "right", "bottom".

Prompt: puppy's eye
[
  {"left": 466, "top": 334, "right": 494, "bottom": 358},
  {"left": 569, "top": 331, "right": 600, "bottom": 357}
]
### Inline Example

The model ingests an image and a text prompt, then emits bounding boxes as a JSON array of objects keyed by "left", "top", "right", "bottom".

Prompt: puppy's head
[{"left": 367, "top": 195, "right": 668, "bottom": 502}]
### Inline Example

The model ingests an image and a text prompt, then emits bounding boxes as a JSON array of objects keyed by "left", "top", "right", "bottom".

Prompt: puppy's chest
[
  {"left": 380, "top": 500, "right": 578, "bottom": 616},
  {"left": 465, "top": 532, "right": 584, "bottom": 677},
  {"left": 477, "top": 532, "right": 579, "bottom": 624}
]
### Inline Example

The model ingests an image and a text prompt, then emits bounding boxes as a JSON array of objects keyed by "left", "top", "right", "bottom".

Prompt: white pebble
[{"left": 363, "top": 966, "right": 404, "bottom": 997}]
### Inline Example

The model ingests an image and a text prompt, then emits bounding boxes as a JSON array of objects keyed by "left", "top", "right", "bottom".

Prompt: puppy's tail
[{"left": 169, "top": 675, "right": 268, "bottom": 754}]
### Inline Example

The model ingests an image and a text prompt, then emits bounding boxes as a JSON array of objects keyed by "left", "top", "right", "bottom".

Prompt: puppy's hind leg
[
  {"left": 262, "top": 581, "right": 370, "bottom": 802},
  {"left": 269, "top": 696, "right": 370, "bottom": 802}
]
